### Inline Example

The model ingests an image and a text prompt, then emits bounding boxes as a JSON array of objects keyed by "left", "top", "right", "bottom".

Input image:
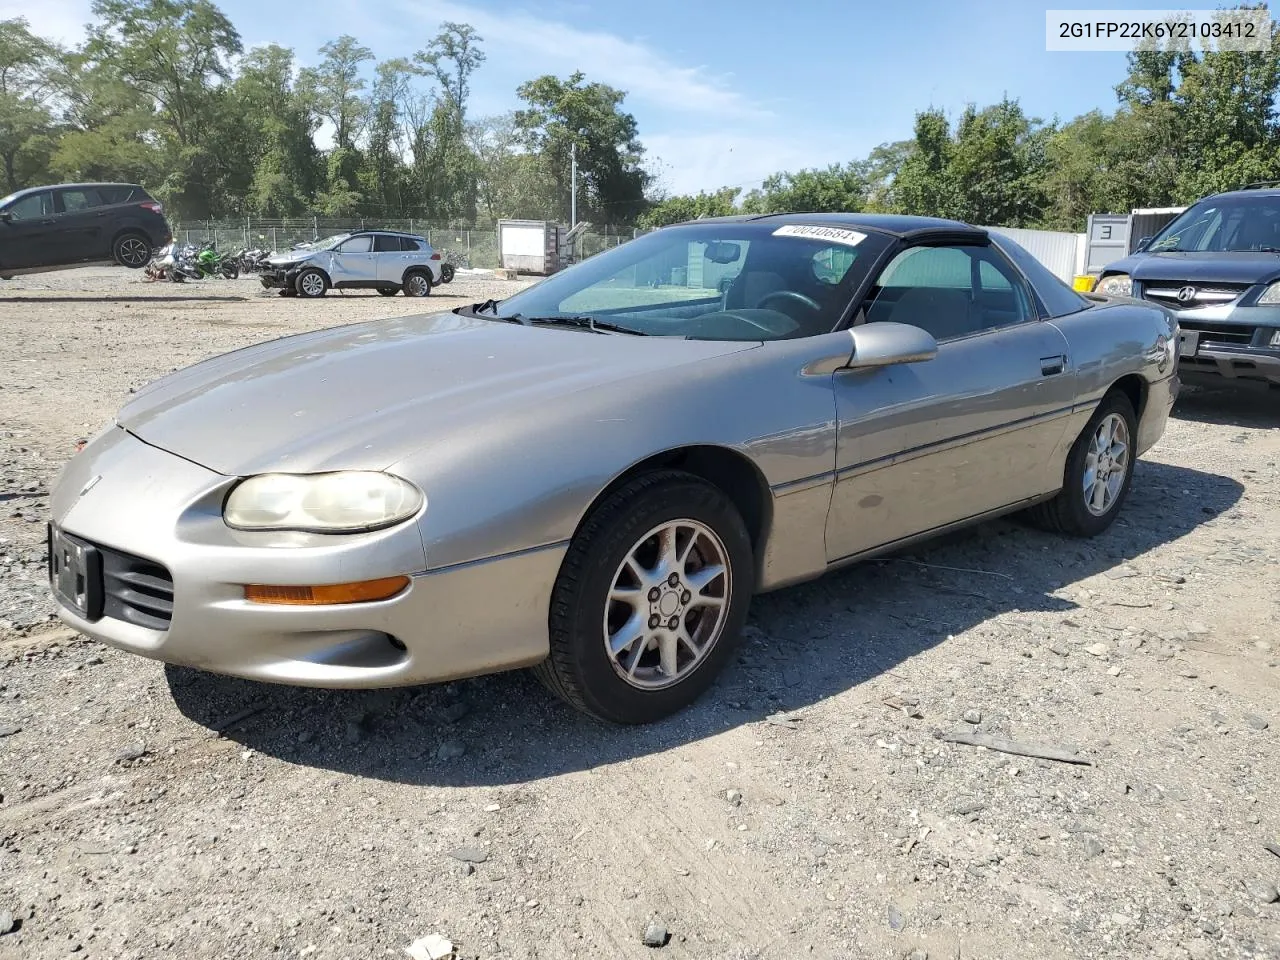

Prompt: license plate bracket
[
  {"left": 1178, "top": 330, "right": 1200, "bottom": 357},
  {"left": 48, "top": 524, "right": 104, "bottom": 621}
]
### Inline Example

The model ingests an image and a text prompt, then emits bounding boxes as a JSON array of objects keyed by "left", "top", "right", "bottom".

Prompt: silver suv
[{"left": 259, "top": 231, "right": 443, "bottom": 298}]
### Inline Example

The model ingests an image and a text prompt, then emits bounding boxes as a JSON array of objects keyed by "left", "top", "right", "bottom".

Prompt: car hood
[
  {"left": 1109, "top": 251, "right": 1280, "bottom": 285},
  {"left": 117, "top": 312, "right": 756, "bottom": 476},
  {"left": 267, "top": 252, "right": 314, "bottom": 266}
]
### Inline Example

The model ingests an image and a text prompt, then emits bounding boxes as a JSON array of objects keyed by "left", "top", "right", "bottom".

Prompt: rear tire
[
  {"left": 403, "top": 271, "right": 431, "bottom": 297},
  {"left": 295, "top": 268, "right": 327, "bottom": 298},
  {"left": 113, "top": 232, "right": 151, "bottom": 268},
  {"left": 440, "top": 263, "right": 456, "bottom": 284},
  {"left": 533, "top": 471, "right": 754, "bottom": 724},
  {"left": 1026, "top": 391, "right": 1137, "bottom": 537}
]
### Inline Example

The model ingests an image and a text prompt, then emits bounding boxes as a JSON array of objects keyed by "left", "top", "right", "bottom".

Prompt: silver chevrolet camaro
[{"left": 48, "top": 214, "right": 1179, "bottom": 723}]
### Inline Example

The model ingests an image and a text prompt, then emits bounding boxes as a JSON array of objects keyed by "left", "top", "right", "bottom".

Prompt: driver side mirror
[
  {"left": 847, "top": 322, "right": 938, "bottom": 369},
  {"left": 1135, "top": 235, "right": 1153, "bottom": 252},
  {"left": 0, "top": 211, "right": 11, "bottom": 223}
]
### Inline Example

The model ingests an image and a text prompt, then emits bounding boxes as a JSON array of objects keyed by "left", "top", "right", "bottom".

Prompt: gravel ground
[{"left": 1, "top": 266, "right": 1278, "bottom": 960}]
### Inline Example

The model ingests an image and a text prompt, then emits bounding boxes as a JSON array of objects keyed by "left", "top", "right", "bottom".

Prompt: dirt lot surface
[{"left": 1, "top": 267, "right": 1278, "bottom": 960}]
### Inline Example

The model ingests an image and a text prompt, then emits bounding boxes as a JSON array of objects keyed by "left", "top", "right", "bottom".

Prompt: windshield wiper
[
  {"left": 455, "top": 298, "right": 523, "bottom": 321},
  {"left": 515, "top": 314, "right": 649, "bottom": 336}
]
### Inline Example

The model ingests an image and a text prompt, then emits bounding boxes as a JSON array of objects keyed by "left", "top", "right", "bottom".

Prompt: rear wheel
[
  {"left": 533, "top": 471, "right": 754, "bottom": 724},
  {"left": 440, "top": 263, "right": 456, "bottom": 284},
  {"left": 295, "top": 268, "right": 327, "bottom": 298},
  {"left": 403, "top": 271, "right": 431, "bottom": 297},
  {"left": 1026, "top": 391, "right": 1137, "bottom": 537},
  {"left": 113, "top": 233, "right": 151, "bottom": 268}
]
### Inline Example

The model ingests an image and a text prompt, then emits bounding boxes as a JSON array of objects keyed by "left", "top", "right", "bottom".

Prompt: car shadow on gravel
[
  {"left": 166, "top": 459, "right": 1243, "bottom": 787},
  {"left": 1173, "top": 383, "right": 1280, "bottom": 428}
]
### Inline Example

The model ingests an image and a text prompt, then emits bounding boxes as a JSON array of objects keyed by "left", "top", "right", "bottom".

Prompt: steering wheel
[{"left": 756, "top": 290, "right": 821, "bottom": 315}]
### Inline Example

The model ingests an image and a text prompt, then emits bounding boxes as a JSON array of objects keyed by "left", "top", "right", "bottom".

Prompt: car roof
[
  {"left": 672, "top": 211, "right": 987, "bottom": 243},
  {"left": 349, "top": 230, "right": 429, "bottom": 241},
  {"left": 8, "top": 182, "right": 145, "bottom": 195}
]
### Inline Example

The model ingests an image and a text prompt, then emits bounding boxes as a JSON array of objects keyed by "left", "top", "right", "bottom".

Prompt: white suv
[{"left": 260, "top": 231, "right": 443, "bottom": 298}]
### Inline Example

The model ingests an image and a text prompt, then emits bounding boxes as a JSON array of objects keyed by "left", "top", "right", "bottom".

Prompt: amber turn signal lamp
[{"left": 243, "top": 576, "right": 410, "bottom": 605}]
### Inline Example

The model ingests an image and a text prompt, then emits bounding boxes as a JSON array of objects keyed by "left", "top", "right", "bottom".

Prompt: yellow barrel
[{"left": 1072, "top": 275, "right": 1097, "bottom": 292}]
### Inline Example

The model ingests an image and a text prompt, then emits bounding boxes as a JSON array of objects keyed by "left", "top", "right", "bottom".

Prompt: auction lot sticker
[{"left": 772, "top": 225, "right": 867, "bottom": 247}]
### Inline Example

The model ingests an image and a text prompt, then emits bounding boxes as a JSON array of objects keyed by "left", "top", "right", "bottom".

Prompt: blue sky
[{"left": 1, "top": 0, "right": 1220, "bottom": 195}]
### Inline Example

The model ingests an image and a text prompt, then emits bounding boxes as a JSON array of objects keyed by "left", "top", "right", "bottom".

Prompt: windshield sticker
[{"left": 772, "top": 224, "right": 867, "bottom": 247}]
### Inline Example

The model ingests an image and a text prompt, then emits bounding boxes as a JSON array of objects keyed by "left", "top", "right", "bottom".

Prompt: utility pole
[{"left": 570, "top": 140, "right": 578, "bottom": 229}]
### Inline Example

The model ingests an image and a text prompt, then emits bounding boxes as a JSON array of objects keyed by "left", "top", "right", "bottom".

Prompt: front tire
[
  {"left": 1026, "top": 391, "right": 1137, "bottom": 537},
  {"left": 533, "top": 471, "right": 754, "bottom": 724},
  {"left": 295, "top": 268, "right": 327, "bottom": 298}
]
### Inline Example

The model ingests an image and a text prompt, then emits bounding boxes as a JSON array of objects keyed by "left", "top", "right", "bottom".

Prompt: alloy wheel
[
  {"left": 603, "top": 519, "right": 731, "bottom": 690},
  {"left": 1083, "top": 412, "right": 1130, "bottom": 516},
  {"left": 118, "top": 237, "right": 150, "bottom": 267}
]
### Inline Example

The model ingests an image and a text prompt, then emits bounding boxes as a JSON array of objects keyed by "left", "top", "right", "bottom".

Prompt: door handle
[{"left": 1040, "top": 354, "right": 1067, "bottom": 376}]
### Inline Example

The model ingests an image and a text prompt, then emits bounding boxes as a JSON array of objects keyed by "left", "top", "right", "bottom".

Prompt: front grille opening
[{"left": 101, "top": 548, "right": 174, "bottom": 630}]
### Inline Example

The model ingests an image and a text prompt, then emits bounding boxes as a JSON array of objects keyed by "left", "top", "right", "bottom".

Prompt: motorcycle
[
  {"left": 144, "top": 243, "right": 174, "bottom": 281},
  {"left": 437, "top": 248, "right": 467, "bottom": 284}
]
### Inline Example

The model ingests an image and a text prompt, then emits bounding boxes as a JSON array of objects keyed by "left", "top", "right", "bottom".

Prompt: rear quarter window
[
  {"left": 991, "top": 235, "right": 1091, "bottom": 318},
  {"left": 97, "top": 185, "right": 144, "bottom": 204}
]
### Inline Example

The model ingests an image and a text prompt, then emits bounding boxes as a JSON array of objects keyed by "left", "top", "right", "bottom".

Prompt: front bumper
[
  {"left": 258, "top": 264, "right": 302, "bottom": 289},
  {"left": 47, "top": 428, "right": 557, "bottom": 687},
  {"left": 1166, "top": 308, "right": 1280, "bottom": 386}
]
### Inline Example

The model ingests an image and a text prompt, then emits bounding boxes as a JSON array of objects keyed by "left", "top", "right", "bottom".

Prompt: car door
[
  {"left": 328, "top": 234, "right": 376, "bottom": 285},
  {"left": 54, "top": 186, "right": 107, "bottom": 261},
  {"left": 0, "top": 190, "right": 59, "bottom": 269},
  {"left": 374, "top": 234, "right": 409, "bottom": 283},
  {"left": 825, "top": 242, "right": 1077, "bottom": 563}
]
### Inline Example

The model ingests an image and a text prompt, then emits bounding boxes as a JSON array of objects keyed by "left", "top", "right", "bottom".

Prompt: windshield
[
  {"left": 305, "top": 234, "right": 351, "bottom": 251},
  {"left": 489, "top": 222, "right": 891, "bottom": 340},
  {"left": 1147, "top": 195, "right": 1280, "bottom": 252}
]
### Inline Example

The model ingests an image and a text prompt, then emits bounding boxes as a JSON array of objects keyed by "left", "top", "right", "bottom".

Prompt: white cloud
[
  {"left": 0, "top": 0, "right": 92, "bottom": 45},
  {"left": 384, "top": 0, "right": 767, "bottom": 121},
  {"left": 643, "top": 130, "right": 861, "bottom": 197}
]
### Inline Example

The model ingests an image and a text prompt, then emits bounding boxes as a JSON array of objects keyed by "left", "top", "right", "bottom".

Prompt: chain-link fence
[{"left": 168, "top": 218, "right": 639, "bottom": 269}]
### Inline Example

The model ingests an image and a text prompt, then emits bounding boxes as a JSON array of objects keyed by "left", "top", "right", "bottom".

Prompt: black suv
[
  {"left": 0, "top": 182, "right": 172, "bottom": 279},
  {"left": 1096, "top": 184, "right": 1280, "bottom": 390}
]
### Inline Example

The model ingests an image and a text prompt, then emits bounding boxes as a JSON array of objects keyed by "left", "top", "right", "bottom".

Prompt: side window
[
  {"left": 373, "top": 234, "right": 400, "bottom": 252},
  {"left": 401, "top": 237, "right": 422, "bottom": 251},
  {"left": 6, "top": 191, "right": 54, "bottom": 220},
  {"left": 866, "top": 245, "right": 1031, "bottom": 341},
  {"left": 338, "top": 235, "right": 372, "bottom": 253},
  {"left": 59, "top": 188, "right": 104, "bottom": 212},
  {"left": 97, "top": 185, "right": 138, "bottom": 204}
]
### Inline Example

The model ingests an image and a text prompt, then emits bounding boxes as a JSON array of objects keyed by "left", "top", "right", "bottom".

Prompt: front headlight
[
  {"left": 223, "top": 472, "right": 424, "bottom": 533},
  {"left": 1257, "top": 280, "right": 1280, "bottom": 305},
  {"left": 1096, "top": 273, "right": 1133, "bottom": 297}
]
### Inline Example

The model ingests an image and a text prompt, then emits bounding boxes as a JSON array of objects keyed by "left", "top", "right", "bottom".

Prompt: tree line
[{"left": 2, "top": 1, "right": 1278, "bottom": 231}]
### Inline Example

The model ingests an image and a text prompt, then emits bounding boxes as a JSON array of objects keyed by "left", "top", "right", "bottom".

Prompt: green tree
[
  {"left": 741, "top": 164, "right": 866, "bottom": 214},
  {"left": 948, "top": 97, "right": 1051, "bottom": 226},
  {"left": 0, "top": 18, "right": 63, "bottom": 192},
  {"left": 80, "top": 0, "right": 243, "bottom": 216},
  {"left": 514, "top": 71, "right": 648, "bottom": 224},
  {"left": 889, "top": 108, "right": 960, "bottom": 219},
  {"left": 233, "top": 44, "right": 321, "bottom": 215},
  {"left": 299, "top": 35, "right": 372, "bottom": 151},
  {"left": 637, "top": 186, "right": 740, "bottom": 229}
]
